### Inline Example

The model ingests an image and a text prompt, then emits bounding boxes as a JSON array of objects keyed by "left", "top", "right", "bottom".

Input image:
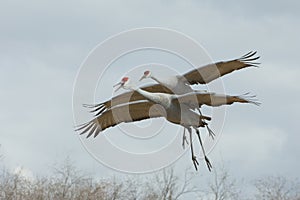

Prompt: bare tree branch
[{"left": 254, "top": 176, "right": 300, "bottom": 200}]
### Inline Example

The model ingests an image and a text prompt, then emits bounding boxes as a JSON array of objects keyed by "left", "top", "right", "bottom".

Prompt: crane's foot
[
  {"left": 206, "top": 125, "right": 215, "bottom": 139},
  {"left": 205, "top": 156, "right": 212, "bottom": 172},
  {"left": 192, "top": 156, "right": 199, "bottom": 171}
]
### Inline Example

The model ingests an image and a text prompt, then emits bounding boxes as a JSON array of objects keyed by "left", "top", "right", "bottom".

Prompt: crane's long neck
[{"left": 135, "top": 88, "right": 162, "bottom": 104}]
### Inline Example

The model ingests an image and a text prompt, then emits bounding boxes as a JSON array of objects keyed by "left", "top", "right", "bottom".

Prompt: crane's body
[{"left": 133, "top": 87, "right": 207, "bottom": 128}]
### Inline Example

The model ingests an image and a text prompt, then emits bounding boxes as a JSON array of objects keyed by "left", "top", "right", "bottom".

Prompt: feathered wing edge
[
  {"left": 236, "top": 92, "right": 261, "bottom": 106},
  {"left": 238, "top": 51, "right": 260, "bottom": 67}
]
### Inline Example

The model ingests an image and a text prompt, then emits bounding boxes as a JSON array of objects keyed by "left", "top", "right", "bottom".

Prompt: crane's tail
[{"left": 200, "top": 115, "right": 211, "bottom": 121}]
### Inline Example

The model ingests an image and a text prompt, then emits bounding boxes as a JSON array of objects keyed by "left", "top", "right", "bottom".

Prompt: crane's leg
[
  {"left": 187, "top": 127, "right": 199, "bottom": 170},
  {"left": 194, "top": 127, "right": 212, "bottom": 172},
  {"left": 197, "top": 107, "right": 215, "bottom": 139},
  {"left": 182, "top": 128, "right": 189, "bottom": 149}
]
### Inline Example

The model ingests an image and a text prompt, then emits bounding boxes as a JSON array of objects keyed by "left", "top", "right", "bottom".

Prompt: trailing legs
[
  {"left": 194, "top": 127, "right": 212, "bottom": 171},
  {"left": 187, "top": 127, "right": 199, "bottom": 170}
]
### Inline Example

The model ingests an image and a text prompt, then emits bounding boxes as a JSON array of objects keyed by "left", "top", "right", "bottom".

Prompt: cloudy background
[{"left": 1, "top": 0, "right": 299, "bottom": 197}]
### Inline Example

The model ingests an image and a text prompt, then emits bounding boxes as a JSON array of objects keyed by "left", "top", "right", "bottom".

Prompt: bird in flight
[{"left": 76, "top": 76, "right": 259, "bottom": 171}]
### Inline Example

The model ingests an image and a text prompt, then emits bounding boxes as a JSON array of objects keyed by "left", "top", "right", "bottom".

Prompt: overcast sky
[{"left": 1, "top": 0, "right": 299, "bottom": 197}]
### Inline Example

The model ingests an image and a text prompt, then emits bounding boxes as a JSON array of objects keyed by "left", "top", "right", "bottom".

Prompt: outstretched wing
[
  {"left": 83, "top": 84, "right": 172, "bottom": 116},
  {"left": 76, "top": 102, "right": 166, "bottom": 138},
  {"left": 174, "top": 92, "right": 260, "bottom": 109},
  {"left": 181, "top": 51, "right": 260, "bottom": 85}
]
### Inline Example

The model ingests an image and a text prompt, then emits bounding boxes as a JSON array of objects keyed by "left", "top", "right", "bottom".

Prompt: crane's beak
[
  {"left": 139, "top": 75, "right": 146, "bottom": 81},
  {"left": 113, "top": 82, "right": 123, "bottom": 92}
]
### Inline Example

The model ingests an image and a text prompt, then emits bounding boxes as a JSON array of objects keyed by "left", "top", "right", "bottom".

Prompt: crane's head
[
  {"left": 113, "top": 77, "right": 131, "bottom": 92},
  {"left": 139, "top": 70, "right": 151, "bottom": 81}
]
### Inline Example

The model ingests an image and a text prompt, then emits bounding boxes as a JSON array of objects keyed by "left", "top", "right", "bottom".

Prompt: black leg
[
  {"left": 194, "top": 128, "right": 212, "bottom": 172},
  {"left": 188, "top": 127, "right": 199, "bottom": 170}
]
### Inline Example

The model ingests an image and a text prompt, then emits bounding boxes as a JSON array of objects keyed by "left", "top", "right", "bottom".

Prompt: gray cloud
[{"left": 0, "top": 0, "right": 299, "bottom": 190}]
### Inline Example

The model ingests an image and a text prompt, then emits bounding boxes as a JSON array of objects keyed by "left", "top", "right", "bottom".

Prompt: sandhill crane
[
  {"left": 138, "top": 51, "right": 259, "bottom": 140},
  {"left": 84, "top": 51, "right": 259, "bottom": 117},
  {"left": 77, "top": 77, "right": 259, "bottom": 171}
]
